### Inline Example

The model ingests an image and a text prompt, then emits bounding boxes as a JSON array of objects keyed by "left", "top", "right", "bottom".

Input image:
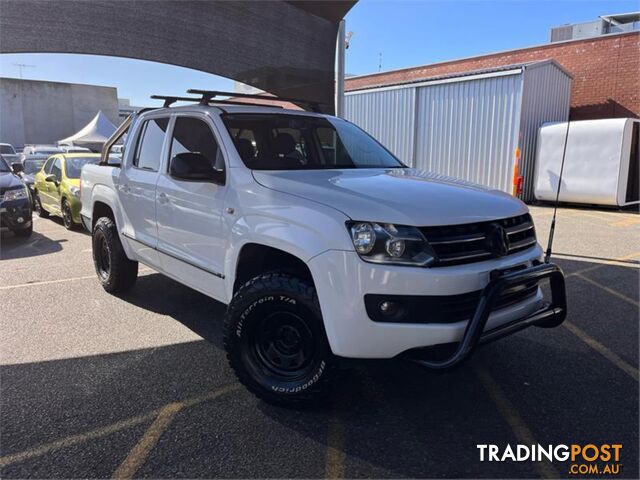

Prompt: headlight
[
  {"left": 70, "top": 186, "right": 80, "bottom": 198},
  {"left": 351, "top": 222, "right": 376, "bottom": 254},
  {"left": 347, "top": 222, "right": 437, "bottom": 266},
  {"left": 2, "top": 186, "right": 29, "bottom": 202}
]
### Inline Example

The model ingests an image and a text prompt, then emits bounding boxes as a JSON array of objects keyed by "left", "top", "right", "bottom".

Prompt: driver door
[
  {"left": 155, "top": 114, "right": 228, "bottom": 299},
  {"left": 42, "top": 157, "right": 62, "bottom": 214},
  {"left": 34, "top": 157, "right": 54, "bottom": 207}
]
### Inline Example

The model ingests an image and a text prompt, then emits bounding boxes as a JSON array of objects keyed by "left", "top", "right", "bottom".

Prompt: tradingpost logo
[{"left": 477, "top": 444, "right": 623, "bottom": 476}]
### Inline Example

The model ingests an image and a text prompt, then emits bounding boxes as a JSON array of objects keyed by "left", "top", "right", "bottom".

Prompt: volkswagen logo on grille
[{"left": 485, "top": 223, "right": 510, "bottom": 256}]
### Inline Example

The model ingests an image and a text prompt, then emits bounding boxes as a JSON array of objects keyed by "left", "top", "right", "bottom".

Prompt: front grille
[
  {"left": 420, "top": 213, "right": 537, "bottom": 267},
  {"left": 365, "top": 281, "right": 539, "bottom": 324}
]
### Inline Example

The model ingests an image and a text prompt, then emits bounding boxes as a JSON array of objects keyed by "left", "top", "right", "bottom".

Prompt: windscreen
[
  {"left": 65, "top": 157, "right": 100, "bottom": 178},
  {"left": 0, "top": 156, "right": 10, "bottom": 172},
  {"left": 0, "top": 145, "right": 15, "bottom": 154},
  {"left": 222, "top": 114, "right": 405, "bottom": 170},
  {"left": 23, "top": 158, "right": 46, "bottom": 174},
  {"left": 35, "top": 150, "right": 62, "bottom": 156}
]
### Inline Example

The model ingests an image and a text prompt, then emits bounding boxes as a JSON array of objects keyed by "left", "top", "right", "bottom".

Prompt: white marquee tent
[{"left": 58, "top": 111, "right": 118, "bottom": 151}]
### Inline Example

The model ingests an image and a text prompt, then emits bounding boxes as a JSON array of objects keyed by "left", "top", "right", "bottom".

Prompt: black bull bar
[{"left": 409, "top": 262, "right": 567, "bottom": 370}]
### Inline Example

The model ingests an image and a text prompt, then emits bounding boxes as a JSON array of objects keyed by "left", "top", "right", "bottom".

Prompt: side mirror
[
  {"left": 11, "top": 162, "right": 23, "bottom": 173},
  {"left": 45, "top": 174, "right": 57, "bottom": 183},
  {"left": 106, "top": 156, "right": 121, "bottom": 167},
  {"left": 169, "top": 152, "right": 224, "bottom": 183}
]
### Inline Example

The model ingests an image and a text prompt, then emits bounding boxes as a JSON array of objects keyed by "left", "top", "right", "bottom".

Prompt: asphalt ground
[{"left": 0, "top": 205, "right": 638, "bottom": 479}]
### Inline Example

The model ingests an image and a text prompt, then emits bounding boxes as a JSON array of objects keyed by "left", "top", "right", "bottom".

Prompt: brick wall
[{"left": 345, "top": 32, "right": 640, "bottom": 120}]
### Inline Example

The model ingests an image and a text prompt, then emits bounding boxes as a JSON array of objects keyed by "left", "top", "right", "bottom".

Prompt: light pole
[{"left": 13, "top": 63, "right": 35, "bottom": 78}]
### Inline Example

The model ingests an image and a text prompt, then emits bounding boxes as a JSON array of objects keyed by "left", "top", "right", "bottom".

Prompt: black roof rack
[
  {"left": 187, "top": 89, "right": 323, "bottom": 112},
  {"left": 150, "top": 94, "right": 284, "bottom": 109},
  {"left": 150, "top": 95, "right": 201, "bottom": 107}
]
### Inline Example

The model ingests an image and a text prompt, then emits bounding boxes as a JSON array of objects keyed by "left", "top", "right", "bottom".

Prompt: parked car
[
  {"left": 17, "top": 155, "right": 49, "bottom": 199},
  {"left": 34, "top": 153, "right": 101, "bottom": 229},
  {"left": 0, "top": 142, "right": 20, "bottom": 165},
  {"left": 22, "top": 145, "right": 64, "bottom": 156},
  {"left": 60, "top": 146, "right": 92, "bottom": 153},
  {"left": 0, "top": 155, "right": 32, "bottom": 237},
  {"left": 81, "top": 101, "right": 567, "bottom": 406}
]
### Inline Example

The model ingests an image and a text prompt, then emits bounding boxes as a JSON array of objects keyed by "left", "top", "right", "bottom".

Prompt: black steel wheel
[
  {"left": 224, "top": 273, "right": 337, "bottom": 406},
  {"left": 252, "top": 311, "right": 317, "bottom": 379},
  {"left": 92, "top": 217, "right": 138, "bottom": 293},
  {"left": 95, "top": 233, "right": 111, "bottom": 281}
]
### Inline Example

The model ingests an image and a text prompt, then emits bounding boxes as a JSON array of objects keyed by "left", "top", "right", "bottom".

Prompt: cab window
[
  {"left": 170, "top": 116, "right": 225, "bottom": 173},
  {"left": 133, "top": 118, "right": 169, "bottom": 171}
]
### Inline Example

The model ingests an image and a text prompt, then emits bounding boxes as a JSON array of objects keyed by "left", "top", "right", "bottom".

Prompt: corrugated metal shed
[{"left": 344, "top": 60, "right": 572, "bottom": 201}]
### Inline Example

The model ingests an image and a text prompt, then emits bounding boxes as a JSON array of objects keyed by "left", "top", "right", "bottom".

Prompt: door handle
[
  {"left": 158, "top": 192, "right": 169, "bottom": 204},
  {"left": 120, "top": 184, "right": 130, "bottom": 193}
]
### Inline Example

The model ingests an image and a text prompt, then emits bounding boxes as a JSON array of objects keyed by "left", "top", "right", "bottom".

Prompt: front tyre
[
  {"left": 92, "top": 217, "right": 138, "bottom": 293},
  {"left": 224, "top": 273, "right": 337, "bottom": 407}
]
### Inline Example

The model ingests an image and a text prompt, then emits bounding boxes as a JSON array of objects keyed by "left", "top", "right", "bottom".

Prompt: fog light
[
  {"left": 379, "top": 301, "right": 397, "bottom": 315},
  {"left": 16, "top": 216, "right": 24, "bottom": 224}
]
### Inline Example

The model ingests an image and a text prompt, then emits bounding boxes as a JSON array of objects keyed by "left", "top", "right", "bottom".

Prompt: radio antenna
[{"left": 544, "top": 120, "right": 571, "bottom": 263}]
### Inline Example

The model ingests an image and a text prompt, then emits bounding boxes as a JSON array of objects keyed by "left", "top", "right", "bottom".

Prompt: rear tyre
[
  {"left": 34, "top": 192, "right": 49, "bottom": 218},
  {"left": 61, "top": 199, "right": 76, "bottom": 230},
  {"left": 92, "top": 217, "right": 138, "bottom": 293},
  {"left": 224, "top": 273, "right": 337, "bottom": 407},
  {"left": 13, "top": 224, "right": 33, "bottom": 238}
]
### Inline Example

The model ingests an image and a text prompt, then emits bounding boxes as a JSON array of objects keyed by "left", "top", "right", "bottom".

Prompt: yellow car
[{"left": 33, "top": 153, "right": 101, "bottom": 229}]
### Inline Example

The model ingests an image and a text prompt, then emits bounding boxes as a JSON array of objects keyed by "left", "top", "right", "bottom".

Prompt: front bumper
[
  {"left": 308, "top": 245, "right": 566, "bottom": 360},
  {"left": 0, "top": 199, "right": 32, "bottom": 230}
]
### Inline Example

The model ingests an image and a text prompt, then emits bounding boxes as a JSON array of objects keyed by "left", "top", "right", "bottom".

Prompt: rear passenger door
[
  {"left": 117, "top": 116, "right": 170, "bottom": 265},
  {"left": 155, "top": 114, "right": 228, "bottom": 298}
]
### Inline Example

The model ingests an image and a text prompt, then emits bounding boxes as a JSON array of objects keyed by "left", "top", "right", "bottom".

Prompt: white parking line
[
  {"left": 0, "top": 269, "right": 153, "bottom": 290},
  {"left": 0, "top": 275, "right": 97, "bottom": 290}
]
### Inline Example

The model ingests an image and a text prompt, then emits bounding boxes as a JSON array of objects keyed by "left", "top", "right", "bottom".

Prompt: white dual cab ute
[{"left": 81, "top": 91, "right": 567, "bottom": 406}]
